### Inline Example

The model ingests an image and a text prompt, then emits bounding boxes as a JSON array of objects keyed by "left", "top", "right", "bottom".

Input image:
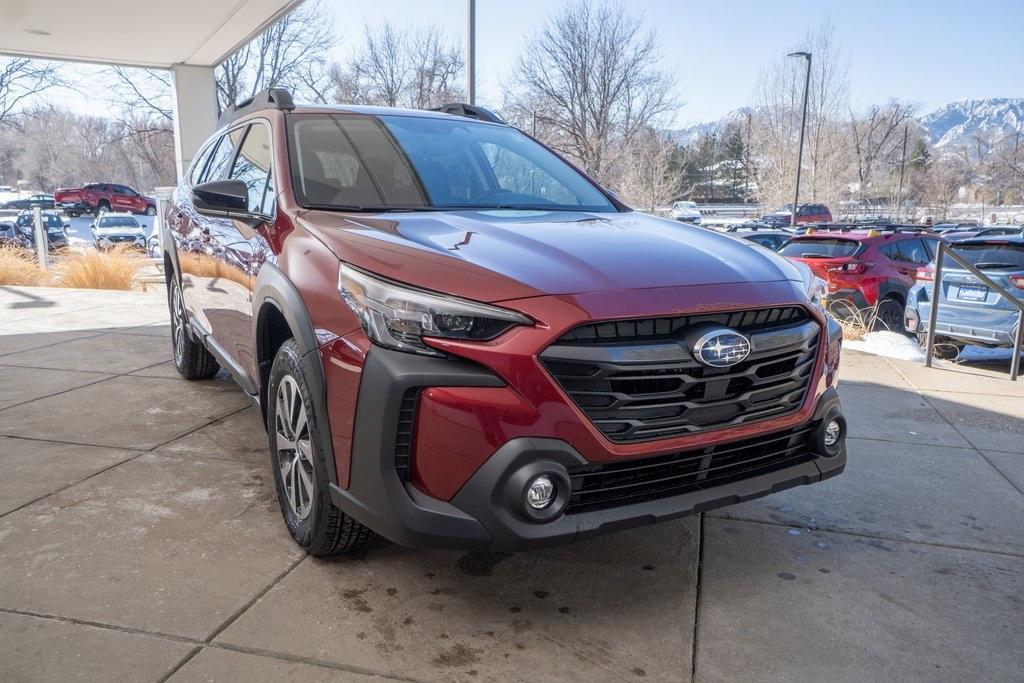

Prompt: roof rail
[
  {"left": 807, "top": 222, "right": 927, "bottom": 234},
  {"left": 218, "top": 88, "right": 295, "bottom": 127},
  {"left": 430, "top": 102, "right": 505, "bottom": 124}
]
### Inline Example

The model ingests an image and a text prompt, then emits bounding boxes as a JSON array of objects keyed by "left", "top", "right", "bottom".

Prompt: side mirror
[{"left": 192, "top": 179, "right": 250, "bottom": 218}]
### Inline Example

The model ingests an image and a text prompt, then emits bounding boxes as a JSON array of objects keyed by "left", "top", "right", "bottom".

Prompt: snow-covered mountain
[
  {"left": 917, "top": 98, "right": 1024, "bottom": 149},
  {"left": 671, "top": 99, "right": 1024, "bottom": 150}
]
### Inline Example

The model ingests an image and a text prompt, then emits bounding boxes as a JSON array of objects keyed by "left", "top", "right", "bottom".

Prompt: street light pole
[
  {"left": 467, "top": 0, "right": 476, "bottom": 105},
  {"left": 788, "top": 51, "right": 812, "bottom": 228},
  {"left": 896, "top": 124, "right": 909, "bottom": 221}
]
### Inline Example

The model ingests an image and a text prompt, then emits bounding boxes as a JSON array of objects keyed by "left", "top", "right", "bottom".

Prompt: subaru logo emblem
[{"left": 693, "top": 328, "right": 751, "bottom": 367}]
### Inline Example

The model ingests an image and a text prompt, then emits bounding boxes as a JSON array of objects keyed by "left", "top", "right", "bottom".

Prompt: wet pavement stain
[
  {"left": 433, "top": 643, "right": 481, "bottom": 667},
  {"left": 456, "top": 551, "right": 514, "bottom": 576}
]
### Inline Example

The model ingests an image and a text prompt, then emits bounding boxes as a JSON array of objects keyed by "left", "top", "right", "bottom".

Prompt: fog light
[
  {"left": 526, "top": 475, "right": 555, "bottom": 510},
  {"left": 824, "top": 419, "right": 842, "bottom": 448},
  {"left": 905, "top": 317, "right": 917, "bottom": 332}
]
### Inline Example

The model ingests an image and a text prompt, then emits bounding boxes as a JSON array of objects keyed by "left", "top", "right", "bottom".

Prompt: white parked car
[
  {"left": 669, "top": 200, "right": 702, "bottom": 224},
  {"left": 91, "top": 212, "right": 147, "bottom": 249}
]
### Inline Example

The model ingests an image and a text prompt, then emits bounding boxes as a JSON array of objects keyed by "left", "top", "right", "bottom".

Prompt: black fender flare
[
  {"left": 253, "top": 263, "right": 338, "bottom": 486},
  {"left": 877, "top": 281, "right": 909, "bottom": 305}
]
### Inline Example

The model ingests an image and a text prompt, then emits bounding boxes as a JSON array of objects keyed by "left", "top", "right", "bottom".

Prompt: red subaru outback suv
[
  {"left": 162, "top": 89, "right": 846, "bottom": 555},
  {"left": 778, "top": 226, "right": 942, "bottom": 332}
]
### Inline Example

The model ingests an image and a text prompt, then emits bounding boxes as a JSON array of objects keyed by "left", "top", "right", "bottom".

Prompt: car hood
[{"left": 298, "top": 209, "right": 805, "bottom": 303}]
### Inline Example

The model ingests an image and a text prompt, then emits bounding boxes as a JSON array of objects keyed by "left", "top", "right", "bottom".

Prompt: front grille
[
  {"left": 565, "top": 425, "right": 816, "bottom": 513},
  {"left": 394, "top": 389, "right": 419, "bottom": 481},
  {"left": 541, "top": 307, "right": 819, "bottom": 442}
]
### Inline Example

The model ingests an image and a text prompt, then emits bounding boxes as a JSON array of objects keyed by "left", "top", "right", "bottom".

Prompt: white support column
[{"left": 170, "top": 64, "right": 218, "bottom": 180}]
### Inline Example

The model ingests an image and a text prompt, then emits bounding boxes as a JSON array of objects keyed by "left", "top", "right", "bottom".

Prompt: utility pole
[
  {"left": 896, "top": 125, "right": 909, "bottom": 221},
  {"left": 466, "top": 0, "right": 476, "bottom": 105},
  {"left": 788, "top": 51, "right": 812, "bottom": 228}
]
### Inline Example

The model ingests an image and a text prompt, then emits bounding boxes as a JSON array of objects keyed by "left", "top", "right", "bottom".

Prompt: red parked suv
[
  {"left": 54, "top": 183, "right": 157, "bottom": 217},
  {"left": 162, "top": 89, "right": 846, "bottom": 555},
  {"left": 778, "top": 225, "right": 942, "bottom": 331}
]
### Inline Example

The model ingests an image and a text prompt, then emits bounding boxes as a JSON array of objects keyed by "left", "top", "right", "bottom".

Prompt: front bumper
[{"left": 330, "top": 345, "right": 846, "bottom": 551}]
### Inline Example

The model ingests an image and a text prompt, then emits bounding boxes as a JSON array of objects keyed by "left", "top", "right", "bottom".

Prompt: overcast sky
[{"left": 60, "top": 0, "right": 1022, "bottom": 126}]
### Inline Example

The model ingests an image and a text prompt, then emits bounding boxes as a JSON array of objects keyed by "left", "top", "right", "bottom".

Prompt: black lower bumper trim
[{"left": 333, "top": 344, "right": 846, "bottom": 551}]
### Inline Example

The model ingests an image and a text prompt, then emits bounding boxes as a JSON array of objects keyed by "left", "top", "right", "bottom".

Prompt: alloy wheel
[{"left": 275, "top": 375, "right": 314, "bottom": 520}]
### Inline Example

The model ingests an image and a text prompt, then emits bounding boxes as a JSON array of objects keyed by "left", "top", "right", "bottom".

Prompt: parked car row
[
  {"left": 2, "top": 184, "right": 158, "bottom": 217},
  {"left": 711, "top": 219, "right": 1023, "bottom": 350},
  {"left": 0, "top": 207, "right": 148, "bottom": 252},
  {"left": 0, "top": 209, "right": 69, "bottom": 250}
]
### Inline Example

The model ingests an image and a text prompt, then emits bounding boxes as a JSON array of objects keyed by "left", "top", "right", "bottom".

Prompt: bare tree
[
  {"left": 749, "top": 18, "right": 850, "bottom": 210},
  {"left": 0, "top": 58, "right": 64, "bottom": 128},
  {"left": 614, "top": 127, "right": 685, "bottom": 211},
  {"left": 217, "top": 0, "right": 336, "bottom": 110},
  {"left": 507, "top": 0, "right": 676, "bottom": 184},
  {"left": 849, "top": 100, "right": 915, "bottom": 199},
  {"left": 341, "top": 22, "right": 464, "bottom": 108}
]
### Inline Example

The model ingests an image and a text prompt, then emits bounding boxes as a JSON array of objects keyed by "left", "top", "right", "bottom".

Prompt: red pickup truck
[{"left": 54, "top": 183, "right": 157, "bottom": 217}]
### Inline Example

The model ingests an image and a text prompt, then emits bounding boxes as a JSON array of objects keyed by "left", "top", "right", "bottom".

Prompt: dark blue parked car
[{"left": 906, "top": 236, "right": 1024, "bottom": 357}]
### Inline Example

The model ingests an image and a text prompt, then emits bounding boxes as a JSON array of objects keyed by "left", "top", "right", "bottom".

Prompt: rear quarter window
[
  {"left": 952, "top": 243, "right": 1024, "bottom": 269},
  {"left": 779, "top": 238, "right": 860, "bottom": 258}
]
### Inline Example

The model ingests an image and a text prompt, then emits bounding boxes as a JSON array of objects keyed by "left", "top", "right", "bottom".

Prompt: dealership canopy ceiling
[{"left": 0, "top": 0, "right": 304, "bottom": 68}]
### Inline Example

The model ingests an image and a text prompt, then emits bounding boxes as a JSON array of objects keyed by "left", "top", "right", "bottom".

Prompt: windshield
[
  {"left": 98, "top": 217, "right": 140, "bottom": 228},
  {"left": 951, "top": 242, "right": 1024, "bottom": 269},
  {"left": 17, "top": 214, "right": 63, "bottom": 228},
  {"left": 778, "top": 238, "right": 861, "bottom": 258},
  {"left": 288, "top": 114, "right": 617, "bottom": 212}
]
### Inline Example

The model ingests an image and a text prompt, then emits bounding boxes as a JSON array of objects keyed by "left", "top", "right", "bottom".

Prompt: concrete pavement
[{"left": 1, "top": 286, "right": 1022, "bottom": 682}]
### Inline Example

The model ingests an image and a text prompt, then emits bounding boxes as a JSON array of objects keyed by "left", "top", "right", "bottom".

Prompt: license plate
[{"left": 956, "top": 285, "right": 988, "bottom": 302}]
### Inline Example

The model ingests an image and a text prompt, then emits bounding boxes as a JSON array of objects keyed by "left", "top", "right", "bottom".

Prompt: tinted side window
[
  {"left": 880, "top": 243, "right": 901, "bottom": 260},
  {"left": 190, "top": 141, "right": 217, "bottom": 185},
  {"left": 230, "top": 123, "right": 275, "bottom": 215},
  {"left": 897, "top": 239, "right": 931, "bottom": 265},
  {"left": 203, "top": 127, "right": 246, "bottom": 182}
]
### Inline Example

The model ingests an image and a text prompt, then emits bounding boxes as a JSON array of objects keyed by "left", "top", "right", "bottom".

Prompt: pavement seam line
[
  {"left": 0, "top": 330, "right": 115, "bottom": 359},
  {"left": 204, "top": 642, "right": 427, "bottom": 682},
  {"left": 711, "top": 514, "right": 1024, "bottom": 559},
  {"left": 0, "top": 373, "right": 121, "bottom": 414},
  {"left": 689, "top": 512, "right": 705, "bottom": 683},
  {"left": 884, "top": 356, "right": 1024, "bottom": 499},
  {"left": 0, "top": 405, "right": 251, "bottom": 521},
  {"left": 156, "top": 646, "right": 203, "bottom": 683},
  {"left": 0, "top": 606, "right": 421, "bottom": 682},
  {"left": 201, "top": 554, "right": 309, "bottom": 643}
]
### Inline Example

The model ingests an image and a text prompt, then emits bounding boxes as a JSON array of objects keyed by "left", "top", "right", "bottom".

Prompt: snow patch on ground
[
  {"left": 846, "top": 332, "right": 1022, "bottom": 365},
  {"left": 845, "top": 332, "right": 926, "bottom": 361}
]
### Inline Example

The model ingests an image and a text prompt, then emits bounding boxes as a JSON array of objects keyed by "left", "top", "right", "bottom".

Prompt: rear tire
[
  {"left": 144, "top": 205, "right": 157, "bottom": 216},
  {"left": 873, "top": 298, "right": 905, "bottom": 334},
  {"left": 267, "top": 339, "right": 373, "bottom": 556},
  {"left": 168, "top": 277, "right": 219, "bottom": 380}
]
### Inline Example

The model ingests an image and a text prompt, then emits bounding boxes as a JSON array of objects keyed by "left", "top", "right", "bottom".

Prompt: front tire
[
  {"left": 168, "top": 277, "right": 219, "bottom": 380},
  {"left": 267, "top": 339, "right": 373, "bottom": 556}
]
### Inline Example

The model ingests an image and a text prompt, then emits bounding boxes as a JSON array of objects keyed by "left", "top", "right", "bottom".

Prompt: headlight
[
  {"left": 338, "top": 264, "right": 532, "bottom": 356},
  {"left": 795, "top": 262, "right": 827, "bottom": 310}
]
